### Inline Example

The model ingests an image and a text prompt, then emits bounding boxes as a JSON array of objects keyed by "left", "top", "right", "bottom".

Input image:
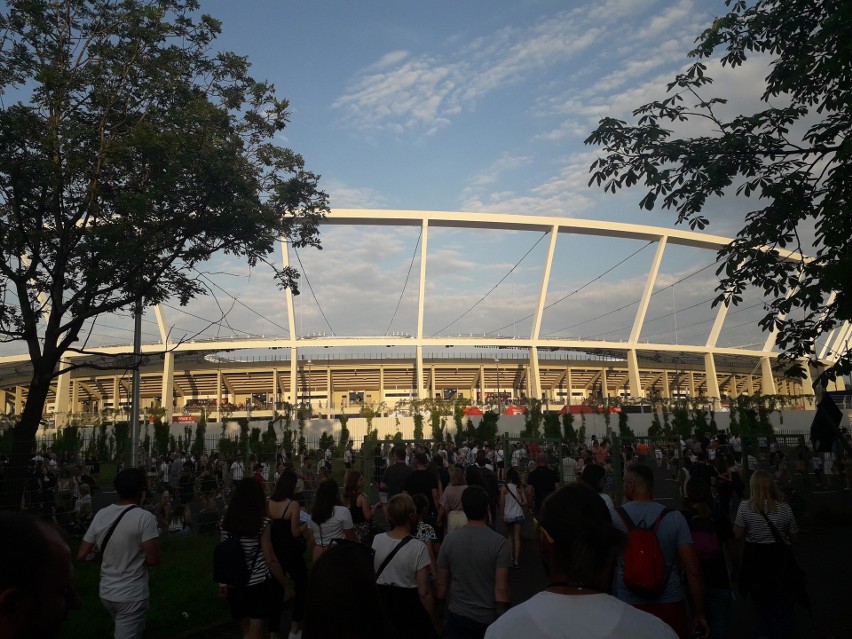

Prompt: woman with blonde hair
[
  {"left": 734, "top": 469, "right": 807, "bottom": 639},
  {"left": 437, "top": 467, "right": 468, "bottom": 535},
  {"left": 372, "top": 494, "right": 440, "bottom": 638}
]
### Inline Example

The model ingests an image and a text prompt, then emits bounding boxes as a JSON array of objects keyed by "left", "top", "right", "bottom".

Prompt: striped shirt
[
  {"left": 734, "top": 501, "right": 798, "bottom": 544},
  {"left": 222, "top": 518, "right": 270, "bottom": 586}
]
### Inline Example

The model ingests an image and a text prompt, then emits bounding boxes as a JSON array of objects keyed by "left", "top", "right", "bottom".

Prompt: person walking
[
  {"left": 734, "top": 469, "right": 807, "bottom": 639},
  {"left": 498, "top": 467, "right": 526, "bottom": 568},
  {"left": 308, "top": 478, "right": 356, "bottom": 559},
  {"left": 526, "top": 453, "right": 559, "bottom": 518},
  {"left": 436, "top": 486, "right": 511, "bottom": 638},
  {"left": 485, "top": 483, "right": 677, "bottom": 639},
  {"left": 372, "top": 494, "right": 441, "bottom": 638},
  {"left": 611, "top": 463, "right": 709, "bottom": 639},
  {"left": 268, "top": 471, "right": 307, "bottom": 639},
  {"left": 382, "top": 445, "right": 413, "bottom": 499},
  {"left": 220, "top": 478, "right": 289, "bottom": 639},
  {"left": 77, "top": 468, "right": 160, "bottom": 639}
]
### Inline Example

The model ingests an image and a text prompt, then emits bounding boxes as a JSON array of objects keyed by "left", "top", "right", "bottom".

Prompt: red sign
[{"left": 172, "top": 415, "right": 197, "bottom": 423}]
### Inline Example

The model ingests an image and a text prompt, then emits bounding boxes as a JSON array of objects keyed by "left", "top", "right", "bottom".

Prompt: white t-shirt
[
  {"left": 372, "top": 534, "right": 430, "bottom": 588},
  {"left": 309, "top": 505, "right": 353, "bottom": 547},
  {"left": 84, "top": 504, "right": 159, "bottom": 602},
  {"left": 502, "top": 483, "right": 525, "bottom": 520},
  {"left": 230, "top": 461, "right": 244, "bottom": 481},
  {"left": 484, "top": 591, "right": 678, "bottom": 639},
  {"left": 561, "top": 456, "right": 578, "bottom": 483}
]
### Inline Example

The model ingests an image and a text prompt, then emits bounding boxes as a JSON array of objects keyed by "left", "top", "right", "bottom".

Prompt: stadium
[{"left": 0, "top": 209, "right": 848, "bottom": 438}]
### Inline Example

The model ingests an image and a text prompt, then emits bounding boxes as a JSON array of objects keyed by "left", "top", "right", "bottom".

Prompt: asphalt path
[{"left": 85, "top": 464, "right": 852, "bottom": 639}]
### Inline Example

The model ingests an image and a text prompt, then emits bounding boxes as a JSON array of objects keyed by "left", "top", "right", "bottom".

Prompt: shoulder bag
[
  {"left": 88, "top": 505, "right": 138, "bottom": 563},
  {"left": 758, "top": 511, "right": 810, "bottom": 610},
  {"left": 375, "top": 535, "right": 413, "bottom": 580}
]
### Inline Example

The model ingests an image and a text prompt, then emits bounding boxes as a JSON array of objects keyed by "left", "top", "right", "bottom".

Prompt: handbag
[
  {"left": 87, "top": 505, "right": 138, "bottom": 563},
  {"left": 758, "top": 511, "right": 811, "bottom": 611}
]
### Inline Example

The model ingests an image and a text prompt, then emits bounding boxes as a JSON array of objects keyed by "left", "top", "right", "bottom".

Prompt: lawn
[{"left": 64, "top": 533, "right": 231, "bottom": 638}]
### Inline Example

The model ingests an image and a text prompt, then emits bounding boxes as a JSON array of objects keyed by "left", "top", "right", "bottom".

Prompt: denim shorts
[{"left": 503, "top": 515, "right": 525, "bottom": 524}]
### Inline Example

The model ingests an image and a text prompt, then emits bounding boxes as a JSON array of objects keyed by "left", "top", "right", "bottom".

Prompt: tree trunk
[{"left": 2, "top": 363, "right": 55, "bottom": 511}]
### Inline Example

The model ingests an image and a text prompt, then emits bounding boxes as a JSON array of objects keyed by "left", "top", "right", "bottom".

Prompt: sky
[{"left": 2, "top": 0, "right": 806, "bottom": 362}]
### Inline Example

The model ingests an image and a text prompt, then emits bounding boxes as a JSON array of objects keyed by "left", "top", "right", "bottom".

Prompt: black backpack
[{"left": 213, "top": 535, "right": 260, "bottom": 587}]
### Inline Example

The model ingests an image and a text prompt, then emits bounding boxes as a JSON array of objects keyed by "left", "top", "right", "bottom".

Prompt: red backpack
[{"left": 615, "top": 506, "right": 671, "bottom": 598}]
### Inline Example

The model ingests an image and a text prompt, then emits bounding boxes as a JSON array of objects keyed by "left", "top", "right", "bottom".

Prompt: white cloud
[
  {"left": 333, "top": 0, "right": 701, "bottom": 136},
  {"left": 371, "top": 50, "right": 410, "bottom": 70},
  {"left": 461, "top": 151, "right": 598, "bottom": 217},
  {"left": 462, "top": 153, "right": 533, "bottom": 192},
  {"left": 326, "top": 180, "right": 391, "bottom": 209}
]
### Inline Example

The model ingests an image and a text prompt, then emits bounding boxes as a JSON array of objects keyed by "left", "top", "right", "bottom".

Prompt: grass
[
  {"left": 97, "top": 462, "right": 117, "bottom": 489},
  {"left": 64, "top": 533, "right": 231, "bottom": 639}
]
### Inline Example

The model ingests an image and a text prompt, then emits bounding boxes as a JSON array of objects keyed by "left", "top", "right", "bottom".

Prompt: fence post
[{"left": 612, "top": 435, "right": 623, "bottom": 506}]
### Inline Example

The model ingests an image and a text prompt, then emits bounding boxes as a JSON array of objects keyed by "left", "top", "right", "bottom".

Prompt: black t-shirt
[
  {"left": 477, "top": 466, "right": 499, "bottom": 502},
  {"left": 690, "top": 462, "right": 719, "bottom": 487},
  {"left": 384, "top": 461, "right": 413, "bottom": 498},
  {"left": 527, "top": 466, "right": 559, "bottom": 512},
  {"left": 404, "top": 469, "right": 438, "bottom": 512}
]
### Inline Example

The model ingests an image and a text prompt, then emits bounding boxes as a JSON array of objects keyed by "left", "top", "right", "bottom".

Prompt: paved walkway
[{"left": 194, "top": 515, "right": 852, "bottom": 639}]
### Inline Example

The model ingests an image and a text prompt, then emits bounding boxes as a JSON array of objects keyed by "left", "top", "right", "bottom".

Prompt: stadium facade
[{"left": 0, "top": 210, "right": 847, "bottom": 426}]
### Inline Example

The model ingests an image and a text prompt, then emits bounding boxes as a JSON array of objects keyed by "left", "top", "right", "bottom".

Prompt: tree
[
  {"left": 337, "top": 415, "right": 350, "bottom": 454},
  {"left": 543, "top": 412, "right": 561, "bottom": 441},
  {"left": 522, "top": 399, "right": 543, "bottom": 438},
  {"left": 617, "top": 411, "right": 634, "bottom": 438},
  {"left": 586, "top": 0, "right": 851, "bottom": 383},
  {"left": 192, "top": 414, "right": 207, "bottom": 458},
  {"left": 413, "top": 413, "right": 425, "bottom": 441},
  {"left": 561, "top": 411, "right": 577, "bottom": 443},
  {"left": 0, "top": 0, "right": 328, "bottom": 506},
  {"left": 476, "top": 412, "right": 498, "bottom": 447}
]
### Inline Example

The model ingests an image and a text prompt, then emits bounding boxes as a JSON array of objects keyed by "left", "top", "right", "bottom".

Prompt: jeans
[
  {"left": 101, "top": 598, "right": 148, "bottom": 639},
  {"left": 705, "top": 588, "right": 733, "bottom": 639},
  {"left": 446, "top": 610, "right": 489, "bottom": 639}
]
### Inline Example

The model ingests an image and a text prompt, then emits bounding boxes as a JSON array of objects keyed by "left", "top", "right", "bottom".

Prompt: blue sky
[
  {"left": 2, "top": 0, "right": 792, "bottom": 359},
  {"left": 203, "top": 0, "right": 719, "bottom": 219},
  {"left": 178, "top": 0, "right": 775, "bottom": 351}
]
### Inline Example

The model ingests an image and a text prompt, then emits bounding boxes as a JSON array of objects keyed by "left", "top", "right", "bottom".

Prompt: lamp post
[
  {"left": 674, "top": 357, "right": 682, "bottom": 400},
  {"left": 494, "top": 357, "right": 502, "bottom": 415},
  {"left": 307, "top": 358, "right": 312, "bottom": 417}
]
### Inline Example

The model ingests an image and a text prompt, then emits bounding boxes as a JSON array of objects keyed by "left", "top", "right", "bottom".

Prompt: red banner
[{"left": 172, "top": 415, "right": 197, "bottom": 423}]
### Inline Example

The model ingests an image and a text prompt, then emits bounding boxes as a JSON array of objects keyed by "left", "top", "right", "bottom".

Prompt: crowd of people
[
  {"left": 192, "top": 434, "right": 811, "bottom": 638},
  {"left": 0, "top": 428, "right": 818, "bottom": 639}
]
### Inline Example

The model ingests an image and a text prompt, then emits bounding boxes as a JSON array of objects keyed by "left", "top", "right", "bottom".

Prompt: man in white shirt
[
  {"left": 511, "top": 444, "right": 525, "bottom": 470},
  {"left": 561, "top": 452, "right": 579, "bottom": 484},
  {"left": 230, "top": 458, "right": 244, "bottom": 482},
  {"left": 78, "top": 468, "right": 160, "bottom": 639}
]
